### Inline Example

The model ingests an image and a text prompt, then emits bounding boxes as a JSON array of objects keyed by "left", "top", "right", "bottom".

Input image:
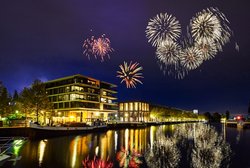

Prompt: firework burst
[
  {"left": 158, "top": 60, "right": 188, "bottom": 79},
  {"left": 82, "top": 34, "right": 113, "bottom": 61},
  {"left": 117, "top": 61, "right": 143, "bottom": 88},
  {"left": 156, "top": 40, "right": 181, "bottom": 65},
  {"left": 146, "top": 13, "right": 181, "bottom": 47},
  {"left": 190, "top": 9, "right": 222, "bottom": 43},
  {"left": 195, "top": 39, "right": 218, "bottom": 61},
  {"left": 180, "top": 46, "right": 203, "bottom": 70},
  {"left": 93, "top": 34, "right": 114, "bottom": 61},
  {"left": 82, "top": 36, "right": 95, "bottom": 59}
]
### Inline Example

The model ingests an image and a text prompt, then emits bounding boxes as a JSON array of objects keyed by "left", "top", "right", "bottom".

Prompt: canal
[{"left": 2, "top": 123, "right": 250, "bottom": 168}]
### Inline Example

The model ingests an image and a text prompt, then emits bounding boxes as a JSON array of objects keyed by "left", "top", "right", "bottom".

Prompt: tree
[
  {"left": 212, "top": 112, "right": 221, "bottom": 122},
  {"left": 19, "top": 80, "right": 53, "bottom": 124},
  {"left": 0, "top": 82, "right": 11, "bottom": 117},
  {"left": 203, "top": 112, "right": 212, "bottom": 121},
  {"left": 225, "top": 110, "right": 230, "bottom": 120},
  {"left": 248, "top": 102, "right": 250, "bottom": 115}
]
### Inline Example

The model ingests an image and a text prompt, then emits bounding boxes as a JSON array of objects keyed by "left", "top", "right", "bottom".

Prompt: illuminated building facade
[
  {"left": 45, "top": 74, "right": 118, "bottom": 123},
  {"left": 119, "top": 101, "right": 150, "bottom": 122}
]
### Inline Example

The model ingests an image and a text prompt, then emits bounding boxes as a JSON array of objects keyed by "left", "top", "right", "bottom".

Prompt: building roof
[{"left": 44, "top": 74, "right": 117, "bottom": 87}]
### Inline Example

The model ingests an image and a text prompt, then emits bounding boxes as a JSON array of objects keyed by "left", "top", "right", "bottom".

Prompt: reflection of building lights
[
  {"left": 115, "top": 131, "right": 118, "bottom": 151},
  {"left": 38, "top": 140, "right": 47, "bottom": 166},
  {"left": 125, "top": 129, "right": 129, "bottom": 151},
  {"left": 150, "top": 126, "right": 155, "bottom": 149},
  {"left": 71, "top": 136, "right": 80, "bottom": 168},
  {"left": 70, "top": 116, "right": 75, "bottom": 119},
  {"left": 95, "top": 146, "right": 99, "bottom": 156}
]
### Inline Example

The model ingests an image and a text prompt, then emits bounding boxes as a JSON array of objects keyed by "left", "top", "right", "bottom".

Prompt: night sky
[{"left": 0, "top": 0, "right": 249, "bottom": 113}]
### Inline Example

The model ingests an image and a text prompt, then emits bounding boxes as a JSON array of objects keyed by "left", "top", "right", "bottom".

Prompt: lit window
[
  {"left": 101, "top": 98, "right": 107, "bottom": 103},
  {"left": 70, "top": 94, "right": 76, "bottom": 100},
  {"left": 135, "top": 102, "right": 138, "bottom": 111},
  {"left": 120, "top": 103, "right": 124, "bottom": 111},
  {"left": 125, "top": 103, "right": 128, "bottom": 111},
  {"left": 129, "top": 103, "right": 133, "bottom": 111}
]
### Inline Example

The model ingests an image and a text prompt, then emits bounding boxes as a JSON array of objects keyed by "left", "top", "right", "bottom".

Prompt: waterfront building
[
  {"left": 118, "top": 101, "right": 150, "bottom": 122},
  {"left": 45, "top": 74, "right": 118, "bottom": 124}
]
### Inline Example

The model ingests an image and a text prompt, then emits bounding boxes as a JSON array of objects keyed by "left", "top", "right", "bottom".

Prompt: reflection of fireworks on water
[
  {"left": 180, "top": 46, "right": 203, "bottom": 70},
  {"left": 144, "top": 124, "right": 231, "bottom": 168},
  {"left": 146, "top": 13, "right": 181, "bottom": 47},
  {"left": 191, "top": 124, "right": 231, "bottom": 168},
  {"left": 144, "top": 129, "right": 180, "bottom": 168},
  {"left": 156, "top": 40, "right": 181, "bottom": 65},
  {"left": 116, "top": 147, "right": 142, "bottom": 168},
  {"left": 82, "top": 34, "right": 113, "bottom": 61},
  {"left": 82, "top": 155, "right": 113, "bottom": 168},
  {"left": 117, "top": 61, "right": 143, "bottom": 88},
  {"left": 173, "top": 123, "right": 232, "bottom": 168},
  {"left": 93, "top": 34, "right": 114, "bottom": 61}
]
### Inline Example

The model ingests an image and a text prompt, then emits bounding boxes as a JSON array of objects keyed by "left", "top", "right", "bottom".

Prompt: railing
[{"left": 0, "top": 137, "right": 27, "bottom": 156}]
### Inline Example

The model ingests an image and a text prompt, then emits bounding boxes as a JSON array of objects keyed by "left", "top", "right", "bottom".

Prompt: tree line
[{"left": 0, "top": 80, "right": 53, "bottom": 125}]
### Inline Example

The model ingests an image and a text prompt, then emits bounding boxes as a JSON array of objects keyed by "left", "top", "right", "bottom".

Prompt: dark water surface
[{"left": 2, "top": 123, "right": 250, "bottom": 168}]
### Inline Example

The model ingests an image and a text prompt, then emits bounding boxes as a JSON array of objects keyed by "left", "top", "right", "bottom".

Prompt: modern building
[
  {"left": 45, "top": 74, "right": 118, "bottom": 124},
  {"left": 118, "top": 101, "right": 150, "bottom": 122}
]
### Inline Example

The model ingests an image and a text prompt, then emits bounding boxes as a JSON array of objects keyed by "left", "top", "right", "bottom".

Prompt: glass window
[
  {"left": 65, "top": 86, "right": 70, "bottom": 92},
  {"left": 119, "top": 103, "right": 124, "bottom": 111},
  {"left": 125, "top": 103, "right": 128, "bottom": 111},
  {"left": 65, "top": 102, "right": 69, "bottom": 108},
  {"left": 52, "top": 96, "right": 57, "bottom": 102},
  {"left": 70, "top": 94, "right": 76, "bottom": 100},
  {"left": 135, "top": 102, "right": 138, "bottom": 111},
  {"left": 59, "top": 103, "right": 63, "bottom": 108},
  {"left": 58, "top": 95, "right": 63, "bottom": 101},
  {"left": 129, "top": 103, "right": 133, "bottom": 111}
]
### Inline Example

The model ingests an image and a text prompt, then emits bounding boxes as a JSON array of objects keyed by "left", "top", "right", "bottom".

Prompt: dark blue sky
[{"left": 0, "top": 0, "right": 249, "bottom": 113}]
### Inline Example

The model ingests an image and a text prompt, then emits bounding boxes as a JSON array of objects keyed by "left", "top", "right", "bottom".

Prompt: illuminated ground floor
[{"left": 39, "top": 110, "right": 118, "bottom": 125}]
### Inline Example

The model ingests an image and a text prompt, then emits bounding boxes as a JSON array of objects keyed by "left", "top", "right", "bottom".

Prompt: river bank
[{"left": 0, "top": 121, "right": 198, "bottom": 139}]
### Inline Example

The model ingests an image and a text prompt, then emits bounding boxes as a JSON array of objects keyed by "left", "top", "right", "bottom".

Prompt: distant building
[
  {"left": 45, "top": 74, "right": 118, "bottom": 124},
  {"left": 119, "top": 101, "right": 150, "bottom": 122}
]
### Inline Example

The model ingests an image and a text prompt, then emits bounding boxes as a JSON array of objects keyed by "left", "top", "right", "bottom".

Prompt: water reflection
[
  {"left": 145, "top": 123, "right": 232, "bottom": 168},
  {"left": 13, "top": 123, "right": 232, "bottom": 168},
  {"left": 38, "top": 140, "right": 47, "bottom": 166}
]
